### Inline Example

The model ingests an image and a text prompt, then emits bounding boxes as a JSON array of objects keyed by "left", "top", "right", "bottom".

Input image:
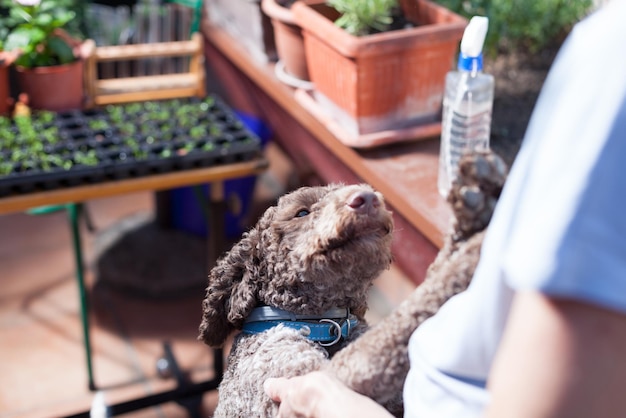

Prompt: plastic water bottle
[{"left": 438, "top": 16, "right": 494, "bottom": 198}]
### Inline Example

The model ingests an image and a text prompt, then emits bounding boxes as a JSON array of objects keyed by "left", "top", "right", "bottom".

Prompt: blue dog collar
[{"left": 242, "top": 307, "right": 358, "bottom": 347}]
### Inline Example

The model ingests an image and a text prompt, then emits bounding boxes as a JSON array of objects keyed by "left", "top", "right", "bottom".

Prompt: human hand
[{"left": 264, "top": 371, "right": 393, "bottom": 418}]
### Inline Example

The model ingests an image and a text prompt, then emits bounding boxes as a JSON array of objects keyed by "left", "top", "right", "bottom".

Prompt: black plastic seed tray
[{"left": 0, "top": 95, "right": 263, "bottom": 197}]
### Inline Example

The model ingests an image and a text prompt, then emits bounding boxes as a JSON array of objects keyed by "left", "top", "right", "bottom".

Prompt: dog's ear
[{"left": 198, "top": 227, "right": 262, "bottom": 347}]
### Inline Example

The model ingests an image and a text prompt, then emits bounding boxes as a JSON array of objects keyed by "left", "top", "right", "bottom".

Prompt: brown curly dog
[{"left": 199, "top": 183, "right": 395, "bottom": 417}]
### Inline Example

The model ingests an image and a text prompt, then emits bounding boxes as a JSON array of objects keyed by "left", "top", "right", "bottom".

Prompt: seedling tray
[{"left": 0, "top": 96, "right": 262, "bottom": 197}]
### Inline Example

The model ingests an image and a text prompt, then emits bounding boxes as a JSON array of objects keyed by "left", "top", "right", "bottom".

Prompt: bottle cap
[
  {"left": 458, "top": 52, "right": 484, "bottom": 72},
  {"left": 458, "top": 16, "right": 488, "bottom": 72}
]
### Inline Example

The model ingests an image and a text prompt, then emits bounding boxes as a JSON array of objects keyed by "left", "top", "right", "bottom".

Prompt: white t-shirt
[{"left": 404, "top": 2, "right": 626, "bottom": 416}]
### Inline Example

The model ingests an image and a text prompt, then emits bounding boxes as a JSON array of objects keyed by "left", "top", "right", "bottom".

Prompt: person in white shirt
[{"left": 264, "top": 1, "right": 626, "bottom": 416}]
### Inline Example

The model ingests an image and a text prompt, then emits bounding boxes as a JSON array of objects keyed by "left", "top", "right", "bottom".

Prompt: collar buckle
[{"left": 318, "top": 318, "right": 344, "bottom": 347}]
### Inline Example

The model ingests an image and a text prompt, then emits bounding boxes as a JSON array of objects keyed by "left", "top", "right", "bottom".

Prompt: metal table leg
[
  {"left": 68, "top": 203, "right": 97, "bottom": 391},
  {"left": 64, "top": 184, "right": 227, "bottom": 416}
]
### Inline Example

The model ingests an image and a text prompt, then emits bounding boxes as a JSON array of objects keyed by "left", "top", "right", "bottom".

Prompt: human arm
[
  {"left": 264, "top": 371, "right": 393, "bottom": 418},
  {"left": 485, "top": 290, "right": 626, "bottom": 418}
]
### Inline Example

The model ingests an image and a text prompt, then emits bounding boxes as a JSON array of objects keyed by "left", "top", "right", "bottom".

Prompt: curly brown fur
[
  {"left": 328, "top": 150, "right": 508, "bottom": 416},
  {"left": 199, "top": 183, "right": 394, "bottom": 417}
]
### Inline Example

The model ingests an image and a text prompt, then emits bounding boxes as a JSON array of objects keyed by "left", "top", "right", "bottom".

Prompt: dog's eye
[{"left": 295, "top": 209, "right": 310, "bottom": 218}]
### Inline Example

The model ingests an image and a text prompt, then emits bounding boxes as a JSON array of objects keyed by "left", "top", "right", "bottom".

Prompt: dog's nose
[{"left": 347, "top": 191, "right": 380, "bottom": 213}]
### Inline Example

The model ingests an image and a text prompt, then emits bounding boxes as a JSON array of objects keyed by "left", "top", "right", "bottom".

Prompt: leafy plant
[
  {"left": 190, "top": 125, "right": 207, "bottom": 139},
  {"left": 74, "top": 149, "right": 98, "bottom": 166},
  {"left": 122, "top": 138, "right": 148, "bottom": 160},
  {"left": 40, "top": 126, "right": 59, "bottom": 144},
  {"left": 14, "top": 114, "right": 38, "bottom": 145},
  {"left": 123, "top": 102, "right": 143, "bottom": 115},
  {"left": 209, "top": 124, "right": 222, "bottom": 137},
  {"left": 41, "top": 153, "right": 72, "bottom": 170},
  {"left": 200, "top": 96, "right": 215, "bottom": 110},
  {"left": 38, "top": 109, "right": 55, "bottom": 123},
  {"left": 0, "top": 161, "right": 13, "bottom": 175},
  {"left": 328, "top": 0, "right": 398, "bottom": 36},
  {"left": 1, "top": 0, "right": 83, "bottom": 68},
  {"left": 88, "top": 119, "right": 109, "bottom": 131},
  {"left": 434, "top": 0, "right": 593, "bottom": 54},
  {"left": 177, "top": 141, "right": 195, "bottom": 156},
  {"left": 119, "top": 122, "right": 136, "bottom": 135},
  {"left": 106, "top": 104, "right": 124, "bottom": 122},
  {"left": 0, "top": 11, "right": 9, "bottom": 51}
]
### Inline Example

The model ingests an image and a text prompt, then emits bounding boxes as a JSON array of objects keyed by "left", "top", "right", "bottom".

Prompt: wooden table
[
  {"left": 201, "top": 22, "right": 452, "bottom": 284},
  {"left": 0, "top": 159, "right": 268, "bottom": 261},
  {"left": 0, "top": 157, "right": 268, "bottom": 417},
  {"left": 0, "top": 160, "right": 267, "bottom": 213}
]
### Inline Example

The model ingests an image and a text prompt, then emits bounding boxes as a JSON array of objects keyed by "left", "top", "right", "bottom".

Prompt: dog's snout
[{"left": 347, "top": 191, "right": 380, "bottom": 213}]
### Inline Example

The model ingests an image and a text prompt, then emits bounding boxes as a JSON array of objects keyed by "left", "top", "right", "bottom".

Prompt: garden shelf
[{"left": 0, "top": 95, "right": 262, "bottom": 197}]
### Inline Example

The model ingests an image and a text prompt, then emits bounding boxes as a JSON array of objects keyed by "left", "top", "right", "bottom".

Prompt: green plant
[
  {"left": 327, "top": 0, "right": 398, "bottom": 36},
  {"left": 41, "top": 153, "right": 72, "bottom": 170},
  {"left": 119, "top": 122, "right": 136, "bottom": 135},
  {"left": 122, "top": 138, "right": 148, "bottom": 160},
  {"left": 200, "top": 96, "right": 215, "bottom": 110},
  {"left": 74, "top": 149, "right": 98, "bottom": 166},
  {"left": 123, "top": 102, "right": 143, "bottom": 115},
  {"left": 38, "top": 109, "right": 55, "bottom": 123},
  {"left": 106, "top": 104, "right": 125, "bottom": 122},
  {"left": 0, "top": 117, "right": 15, "bottom": 146},
  {"left": 209, "top": 124, "right": 222, "bottom": 137},
  {"left": 40, "top": 126, "right": 59, "bottom": 144},
  {"left": 0, "top": 14, "right": 8, "bottom": 51},
  {"left": 434, "top": 0, "right": 593, "bottom": 54},
  {"left": 189, "top": 125, "right": 207, "bottom": 139},
  {"left": 1, "top": 0, "right": 83, "bottom": 68},
  {"left": 14, "top": 114, "right": 38, "bottom": 145},
  {"left": 181, "top": 141, "right": 195, "bottom": 154},
  {"left": 0, "top": 161, "right": 13, "bottom": 175},
  {"left": 88, "top": 119, "right": 109, "bottom": 131}
]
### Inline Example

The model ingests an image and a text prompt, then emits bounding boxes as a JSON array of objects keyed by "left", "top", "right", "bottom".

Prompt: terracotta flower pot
[
  {"left": 292, "top": 0, "right": 467, "bottom": 142},
  {"left": 261, "top": 0, "right": 314, "bottom": 83},
  {"left": 15, "top": 59, "right": 85, "bottom": 112}
]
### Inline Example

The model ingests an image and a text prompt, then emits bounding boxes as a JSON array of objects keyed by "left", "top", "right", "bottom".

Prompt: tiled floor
[{"left": 0, "top": 144, "right": 415, "bottom": 418}]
